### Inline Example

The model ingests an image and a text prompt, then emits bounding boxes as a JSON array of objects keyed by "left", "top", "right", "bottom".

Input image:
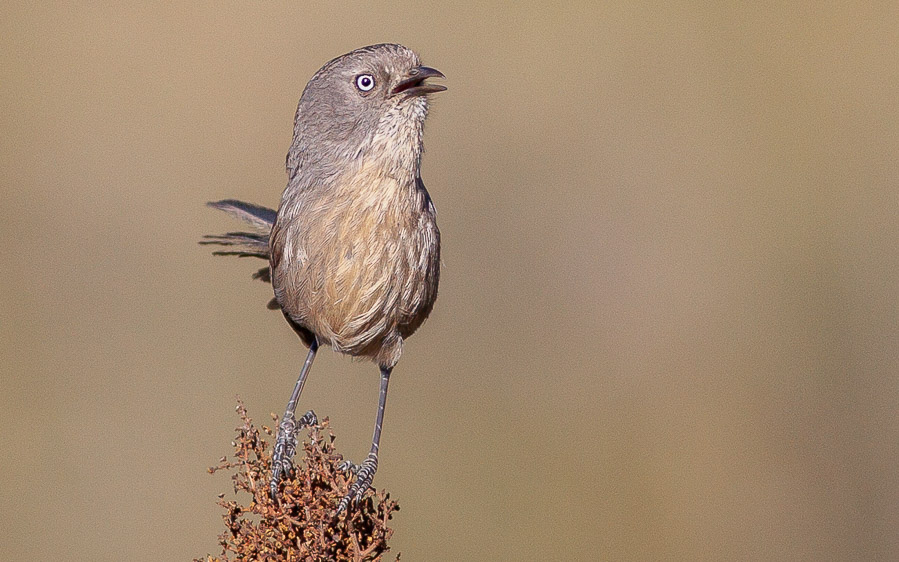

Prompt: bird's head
[{"left": 290, "top": 44, "right": 446, "bottom": 178}]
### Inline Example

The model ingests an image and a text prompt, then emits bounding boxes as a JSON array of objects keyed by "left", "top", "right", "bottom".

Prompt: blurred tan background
[{"left": 2, "top": 2, "right": 898, "bottom": 560}]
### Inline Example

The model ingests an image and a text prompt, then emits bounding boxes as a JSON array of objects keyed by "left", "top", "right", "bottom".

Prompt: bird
[{"left": 201, "top": 44, "right": 445, "bottom": 513}]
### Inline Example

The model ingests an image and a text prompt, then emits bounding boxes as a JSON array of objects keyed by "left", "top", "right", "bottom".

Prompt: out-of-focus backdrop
[{"left": 2, "top": 3, "right": 897, "bottom": 560}]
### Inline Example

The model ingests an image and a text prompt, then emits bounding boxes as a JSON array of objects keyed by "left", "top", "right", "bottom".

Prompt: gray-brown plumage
[{"left": 201, "top": 44, "right": 445, "bottom": 512}]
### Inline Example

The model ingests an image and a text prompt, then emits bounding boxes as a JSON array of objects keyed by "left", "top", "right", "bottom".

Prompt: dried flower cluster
[{"left": 196, "top": 401, "right": 399, "bottom": 561}]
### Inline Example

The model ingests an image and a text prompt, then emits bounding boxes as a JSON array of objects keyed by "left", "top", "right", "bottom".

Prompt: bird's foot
[
  {"left": 336, "top": 452, "right": 378, "bottom": 513},
  {"left": 270, "top": 409, "right": 317, "bottom": 500}
]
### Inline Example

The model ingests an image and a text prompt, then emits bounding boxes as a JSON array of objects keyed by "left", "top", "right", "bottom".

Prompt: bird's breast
[{"left": 272, "top": 164, "right": 440, "bottom": 362}]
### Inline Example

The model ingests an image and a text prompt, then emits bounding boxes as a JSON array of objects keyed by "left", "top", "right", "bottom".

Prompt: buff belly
[{"left": 272, "top": 172, "right": 440, "bottom": 367}]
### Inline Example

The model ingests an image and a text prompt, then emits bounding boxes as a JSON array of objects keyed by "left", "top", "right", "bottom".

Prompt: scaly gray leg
[
  {"left": 338, "top": 365, "right": 392, "bottom": 512},
  {"left": 271, "top": 339, "right": 319, "bottom": 500}
]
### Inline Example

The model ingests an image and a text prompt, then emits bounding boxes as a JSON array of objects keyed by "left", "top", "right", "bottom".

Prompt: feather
[
  {"left": 201, "top": 201, "right": 276, "bottom": 288},
  {"left": 206, "top": 200, "right": 276, "bottom": 231}
]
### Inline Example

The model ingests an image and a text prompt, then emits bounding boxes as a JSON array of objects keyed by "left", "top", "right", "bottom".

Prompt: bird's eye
[{"left": 355, "top": 74, "right": 375, "bottom": 92}]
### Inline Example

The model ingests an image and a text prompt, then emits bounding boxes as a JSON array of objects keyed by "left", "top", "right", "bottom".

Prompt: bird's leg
[
  {"left": 271, "top": 339, "right": 319, "bottom": 500},
  {"left": 337, "top": 365, "right": 392, "bottom": 512}
]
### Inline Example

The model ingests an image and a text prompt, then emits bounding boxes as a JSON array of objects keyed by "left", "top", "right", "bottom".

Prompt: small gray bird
[{"left": 201, "top": 44, "right": 445, "bottom": 512}]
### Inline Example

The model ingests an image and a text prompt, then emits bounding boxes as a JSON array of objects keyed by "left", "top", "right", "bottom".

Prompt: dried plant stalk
[{"left": 196, "top": 400, "right": 399, "bottom": 561}]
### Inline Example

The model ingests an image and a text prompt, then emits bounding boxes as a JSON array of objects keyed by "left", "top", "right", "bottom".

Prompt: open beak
[{"left": 392, "top": 66, "right": 447, "bottom": 97}]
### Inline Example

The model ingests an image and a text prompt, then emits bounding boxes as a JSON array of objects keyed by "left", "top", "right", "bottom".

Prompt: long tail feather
[
  {"left": 207, "top": 199, "right": 276, "bottom": 231},
  {"left": 200, "top": 231, "right": 270, "bottom": 258},
  {"left": 202, "top": 200, "right": 277, "bottom": 288}
]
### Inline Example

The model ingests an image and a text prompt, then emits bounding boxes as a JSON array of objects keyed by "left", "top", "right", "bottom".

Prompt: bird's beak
[{"left": 392, "top": 66, "right": 447, "bottom": 97}]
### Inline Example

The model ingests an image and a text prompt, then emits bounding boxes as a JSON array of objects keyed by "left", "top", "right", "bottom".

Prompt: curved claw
[
  {"left": 337, "top": 453, "right": 378, "bottom": 513},
  {"left": 297, "top": 410, "right": 318, "bottom": 433},
  {"left": 337, "top": 460, "right": 360, "bottom": 475}
]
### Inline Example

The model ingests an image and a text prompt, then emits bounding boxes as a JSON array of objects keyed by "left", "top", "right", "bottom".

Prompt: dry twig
[{"left": 196, "top": 400, "right": 399, "bottom": 561}]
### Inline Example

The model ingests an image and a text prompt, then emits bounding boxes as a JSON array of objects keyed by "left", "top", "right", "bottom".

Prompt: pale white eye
[{"left": 355, "top": 74, "right": 375, "bottom": 92}]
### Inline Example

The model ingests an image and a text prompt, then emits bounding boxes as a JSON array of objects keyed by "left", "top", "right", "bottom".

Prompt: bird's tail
[{"left": 201, "top": 200, "right": 278, "bottom": 302}]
